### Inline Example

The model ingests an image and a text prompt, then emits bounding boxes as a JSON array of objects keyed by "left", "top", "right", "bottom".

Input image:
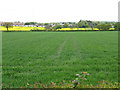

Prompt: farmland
[
  {"left": 0, "top": 26, "right": 115, "bottom": 31},
  {"left": 0, "top": 26, "right": 46, "bottom": 31},
  {"left": 2, "top": 31, "right": 118, "bottom": 88}
]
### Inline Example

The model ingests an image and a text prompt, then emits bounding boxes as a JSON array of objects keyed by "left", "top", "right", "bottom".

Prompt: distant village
[
  {"left": 0, "top": 21, "right": 78, "bottom": 27},
  {"left": 1, "top": 20, "right": 119, "bottom": 31}
]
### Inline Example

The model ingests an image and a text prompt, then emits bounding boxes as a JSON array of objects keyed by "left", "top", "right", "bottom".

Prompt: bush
[
  {"left": 96, "top": 24, "right": 112, "bottom": 30},
  {"left": 114, "top": 22, "right": 120, "bottom": 30}
]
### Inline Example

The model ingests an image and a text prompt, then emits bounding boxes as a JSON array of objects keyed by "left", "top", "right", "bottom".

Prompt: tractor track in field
[{"left": 55, "top": 38, "right": 67, "bottom": 58}]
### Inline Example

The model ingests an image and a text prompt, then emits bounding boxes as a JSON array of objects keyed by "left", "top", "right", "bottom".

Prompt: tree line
[{"left": 1, "top": 20, "right": 120, "bottom": 31}]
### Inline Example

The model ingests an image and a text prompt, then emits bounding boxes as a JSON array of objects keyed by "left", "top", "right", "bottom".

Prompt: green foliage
[
  {"left": 45, "top": 25, "right": 52, "bottom": 31},
  {"left": 24, "top": 22, "right": 37, "bottom": 25},
  {"left": 78, "top": 20, "right": 88, "bottom": 28},
  {"left": 24, "top": 23, "right": 30, "bottom": 25},
  {"left": 44, "top": 23, "right": 49, "bottom": 25},
  {"left": 53, "top": 25, "right": 62, "bottom": 30},
  {"left": 87, "top": 21, "right": 93, "bottom": 28},
  {"left": 96, "top": 24, "right": 112, "bottom": 30},
  {"left": 63, "top": 23, "right": 69, "bottom": 28},
  {"left": 96, "top": 24, "right": 102, "bottom": 30},
  {"left": 114, "top": 22, "right": 120, "bottom": 30}
]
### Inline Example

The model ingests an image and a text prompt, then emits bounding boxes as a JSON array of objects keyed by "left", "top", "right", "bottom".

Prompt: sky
[{"left": 0, "top": 0, "right": 119, "bottom": 23}]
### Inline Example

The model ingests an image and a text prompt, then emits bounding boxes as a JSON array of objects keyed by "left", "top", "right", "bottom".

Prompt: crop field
[
  {"left": 2, "top": 31, "right": 118, "bottom": 88},
  {"left": 0, "top": 26, "right": 46, "bottom": 31},
  {"left": 0, "top": 26, "right": 115, "bottom": 31}
]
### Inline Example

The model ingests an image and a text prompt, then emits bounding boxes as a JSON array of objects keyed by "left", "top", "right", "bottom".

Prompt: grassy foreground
[{"left": 2, "top": 31, "right": 118, "bottom": 88}]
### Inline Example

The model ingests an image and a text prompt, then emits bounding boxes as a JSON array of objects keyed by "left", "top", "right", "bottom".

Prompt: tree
[
  {"left": 2, "top": 22, "right": 13, "bottom": 31},
  {"left": 53, "top": 25, "right": 62, "bottom": 31},
  {"left": 114, "top": 22, "right": 120, "bottom": 30},
  {"left": 87, "top": 20, "right": 95, "bottom": 30},
  {"left": 24, "top": 22, "right": 30, "bottom": 25},
  {"left": 44, "top": 23, "right": 49, "bottom": 26},
  {"left": 70, "top": 23, "right": 78, "bottom": 28},
  {"left": 63, "top": 23, "right": 69, "bottom": 28},
  {"left": 30, "top": 22, "right": 37, "bottom": 25},
  {"left": 78, "top": 20, "right": 88, "bottom": 28},
  {"left": 96, "top": 24, "right": 112, "bottom": 30},
  {"left": 45, "top": 24, "right": 52, "bottom": 31},
  {"left": 96, "top": 24, "right": 102, "bottom": 30},
  {"left": 24, "top": 22, "right": 37, "bottom": 25}
]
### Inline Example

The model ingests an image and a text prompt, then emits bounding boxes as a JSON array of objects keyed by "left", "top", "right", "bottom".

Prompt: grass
[{"left": 2, "top": 31, "right": 118, "bottom": 88}]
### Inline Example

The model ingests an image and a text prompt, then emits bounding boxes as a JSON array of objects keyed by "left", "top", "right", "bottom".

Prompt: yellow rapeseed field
[
  {"left": 0, "top": 26, "right": 45, "bottom": 31},
  {"left": 0, "top": 26, "right": 115, "bottom": 31}
]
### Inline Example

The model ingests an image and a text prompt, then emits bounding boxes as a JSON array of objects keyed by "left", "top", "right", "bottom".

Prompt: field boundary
[{"left": 1, "top": 30, "right": 119, "bottom": 32}]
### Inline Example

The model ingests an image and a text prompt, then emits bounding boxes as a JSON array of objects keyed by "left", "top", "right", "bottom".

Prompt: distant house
[
  {"left": 13, "top": 21, "right": 24, "bottom": 26},
  {"left": 0, "top": 22, "right": 5, "bottom": 26},
  {"left": 38, "top": 25, "right": 45, "bottom": 27},
  {"left": 24, "top": 25, "right": 36, "bottom": 27}
]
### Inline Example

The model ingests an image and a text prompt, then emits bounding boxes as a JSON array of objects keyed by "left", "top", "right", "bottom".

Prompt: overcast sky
[{"left": 0, "top": 0, "right": 119, "bottom": 23}]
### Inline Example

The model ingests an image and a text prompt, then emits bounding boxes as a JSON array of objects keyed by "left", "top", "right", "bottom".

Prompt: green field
[{"left": 2, "top": 31, "right": 118, "bottom": 88}]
